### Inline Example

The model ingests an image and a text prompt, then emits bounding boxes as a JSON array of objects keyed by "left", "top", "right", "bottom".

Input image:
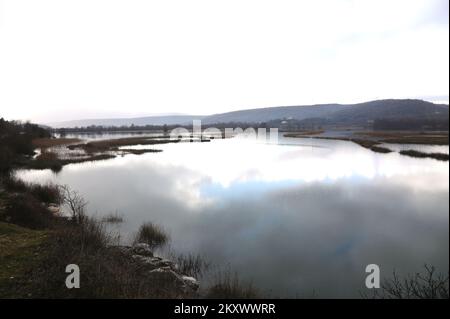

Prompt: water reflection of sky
[{"left": 15, "top": 135, "right": 449, "bottom": 297}]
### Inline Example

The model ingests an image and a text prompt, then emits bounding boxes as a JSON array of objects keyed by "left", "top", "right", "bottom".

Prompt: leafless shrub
[
  {"left": 363, "top": 265, "right": 449, "bottom": 299},
  {"left": 59, "top": 185, "right": 87, "bottom": 224}
]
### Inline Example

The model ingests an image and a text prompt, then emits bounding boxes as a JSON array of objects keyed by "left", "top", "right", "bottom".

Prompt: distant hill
[
  {"left": 202, "top": 99, "right": 448, "bottom": 125},
  {"left": 324, "top": 99, "right": 449, "bottom": 125},
  {"left": 201, "top": 104, "right": 352, "bottom": 124},
  {"left": 46, "top": 99, "right": 449, "bottom": 128}
]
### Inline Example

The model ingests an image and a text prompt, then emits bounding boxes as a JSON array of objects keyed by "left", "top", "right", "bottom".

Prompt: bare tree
[
  {"left": 59, "top": 185, "right": 88, "bottom": 224},
  {"left": 363, "top": 265, "right": 449, "bottom": 299}
]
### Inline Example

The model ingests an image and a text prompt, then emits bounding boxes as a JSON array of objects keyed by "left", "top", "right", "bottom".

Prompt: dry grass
[
  {"left": 133, "top": 222, "right": 170, "bottom": 250},
  {"left": 3, "top": 174, "right": 61, "bottom": 205},
  {"left": 3, "top": 194, "right": 57, "bottom": 230},
  {"left": 356, "top": 131, "right": 449, "bottom": 145},
  {"left": 0, "top": 182, "right": 190, "bottom": 298},
  {"left": 32, "top": 138, "right": 81, "bottom": 149},
  {"left": 400, "top": 150, "right": 449, "bottom": 161},
  {"left": 284, "top": 130, "right": 325, "bottom": 137},
  {"left": 30, "top": 151, "right": 63, "bottom": 172},
  {"left": 119, "top": 148, "right": 162, "bottom": 155},
  {"left": 102, "top": 212, "right": 124, "bottom": 224},
  {"left": 69, "top": 137, "right": 180, "bottom": 153},
  {"left": 36, "top": 151, "right": 58, "bottom": 162},
  {"left": 27, "top": 137, "right": 169, "bottom": 171},
  {"left": 206, "top": 272, "right": 260, "bottom": 299},
  {"left": 171, "top": 253, "right": 211, "bottom": 279},
  {"left": 26, "top": 152, "right": 116, "bottom": 172},
  {"left": 0, "top": 222, "right": 49, "bottom": 298},
  {"left": 0, "top": 176, "right": 60, "bottom": 231}
]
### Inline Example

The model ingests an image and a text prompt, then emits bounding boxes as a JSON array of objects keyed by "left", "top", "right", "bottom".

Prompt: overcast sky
[{"left": 0, "top": 0, "right": 448, "bottom": 123}]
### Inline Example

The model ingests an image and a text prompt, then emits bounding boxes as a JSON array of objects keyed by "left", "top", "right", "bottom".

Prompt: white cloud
[{"left": 0, "top": 0, "right": 448, "bottom": 122}]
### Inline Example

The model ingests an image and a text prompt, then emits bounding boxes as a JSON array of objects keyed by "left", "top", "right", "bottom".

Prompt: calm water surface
[{"left": 16, "top": 135, "right": 449, "bottom": 297}]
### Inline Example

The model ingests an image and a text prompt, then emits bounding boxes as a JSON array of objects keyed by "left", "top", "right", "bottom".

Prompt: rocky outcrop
[
  {"left": 46, "top": 203, "right": 61, "bottom": 216},
  {"left": 118, "top": 243, "right": 200, "bottom": 296}
]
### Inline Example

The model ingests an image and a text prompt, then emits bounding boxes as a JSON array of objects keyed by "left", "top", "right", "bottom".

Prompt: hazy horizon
[
  {"left": 36, "top": 97, "right": 448, "bottom": 126},
  {"left": 0, "top": 96, "right": 449, "bottom": 125}
]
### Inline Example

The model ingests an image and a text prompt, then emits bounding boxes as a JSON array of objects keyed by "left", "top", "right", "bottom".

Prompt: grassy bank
[
  {"left": 0, "top": 222, "right": 50, "bottom": 298},
  {"left": 0, "top": 176, "right": 196, "bottom": 298},
  {"left": 0, "top": 175, "right": 256, "bottom": 298}
]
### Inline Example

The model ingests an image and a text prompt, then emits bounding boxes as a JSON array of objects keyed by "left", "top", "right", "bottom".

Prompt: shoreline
[{"left": 283, "top": 130, "right": 449, "bottom": 161}]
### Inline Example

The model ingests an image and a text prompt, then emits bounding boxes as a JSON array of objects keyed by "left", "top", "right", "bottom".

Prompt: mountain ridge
[{"left": 46, "top": 99, "right": 449, "bottom": 128}]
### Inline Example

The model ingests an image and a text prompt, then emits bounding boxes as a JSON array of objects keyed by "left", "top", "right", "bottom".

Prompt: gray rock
[
  {"left": 182, "top": 276, "right": 200, "bottom": 291},
  {"left": 131, "top": 243, "right": 154, "bottom": 257},
  {"left": 113, "top": 243, "right": 199, "bottom": 296},
  {"left": 148, "top": 267, "right": 186, "bottom": 290},
  {"left": 152, "top": 258, "right": 176, "bottom": 269},
  {"left": 47, "top": 203, "right": 61, "bottom": 215}
]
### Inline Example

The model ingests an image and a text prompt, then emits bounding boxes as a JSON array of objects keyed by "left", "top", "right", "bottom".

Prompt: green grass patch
[{"left": 0, "top": 222, "right": 50, "bottom": 298}]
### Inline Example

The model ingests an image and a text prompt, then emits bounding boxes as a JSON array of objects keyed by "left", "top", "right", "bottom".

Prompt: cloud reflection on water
[{"left": 16, "top": 136, "right": 449, "bottom": 297}]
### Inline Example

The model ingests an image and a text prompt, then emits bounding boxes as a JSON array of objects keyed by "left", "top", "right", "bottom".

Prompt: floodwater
[{"left": 16, "top": 134, "right": 449, "bottom": 297}]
